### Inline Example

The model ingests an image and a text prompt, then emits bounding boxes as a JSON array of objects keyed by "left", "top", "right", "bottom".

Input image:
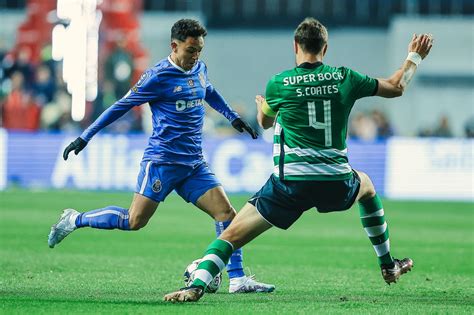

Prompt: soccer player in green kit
[{"left": 164, "top": 18, "right": 434, "bottom": 302}]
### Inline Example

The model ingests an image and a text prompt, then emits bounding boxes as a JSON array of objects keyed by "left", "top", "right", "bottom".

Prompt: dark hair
[
  {"left": 294, "top": 17, "right": 328, "bottom": 54},
  {"left": 171, "top": 19, "right": 207, "bottom": 41}
]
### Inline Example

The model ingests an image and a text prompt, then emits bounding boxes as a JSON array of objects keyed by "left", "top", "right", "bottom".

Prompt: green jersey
[{"left": 266, "top": 62, "right": 377, "bottom": 181}]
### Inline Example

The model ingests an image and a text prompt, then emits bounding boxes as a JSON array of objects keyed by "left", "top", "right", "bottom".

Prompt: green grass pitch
[{"left": 0, "top": 190, "right": 473, "bottom": 314}]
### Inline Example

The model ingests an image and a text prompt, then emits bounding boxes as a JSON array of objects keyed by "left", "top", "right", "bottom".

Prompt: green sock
[
  {"left": 192, "top": 239, "right": 234, "bottom": 289},
  {"left": 359, "top": 194, "right": 394, "bottom": 266}
]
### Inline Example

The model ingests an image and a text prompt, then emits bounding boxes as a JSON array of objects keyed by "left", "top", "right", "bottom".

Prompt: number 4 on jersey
[{"left": 308, "top": 100, "right": 332, "bottom": 147}]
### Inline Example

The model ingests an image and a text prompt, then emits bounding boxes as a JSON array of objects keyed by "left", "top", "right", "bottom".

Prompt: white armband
[{"left": 406, "top": 52, "right": 422, "bottom": 67}]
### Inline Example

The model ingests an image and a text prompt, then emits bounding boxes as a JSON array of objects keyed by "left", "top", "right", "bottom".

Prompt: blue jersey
[{"left": 81, "top": 57, "right": 239, "bottom": 166}]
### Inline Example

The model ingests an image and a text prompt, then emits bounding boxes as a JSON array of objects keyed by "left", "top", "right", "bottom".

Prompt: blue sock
[
  {"left": 75, "top": 206, "right": 130, "bottom": 230},
  {"left": 215, "top": 220, "right": 245, "bottom": 278}
]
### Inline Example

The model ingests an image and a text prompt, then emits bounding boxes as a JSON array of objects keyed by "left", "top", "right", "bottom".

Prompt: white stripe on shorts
[{"left": 139, "top": 161, "right": 152, "bottom": 194}]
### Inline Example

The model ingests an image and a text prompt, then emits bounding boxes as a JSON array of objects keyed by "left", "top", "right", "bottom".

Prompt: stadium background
[
  {"left": 0, "top": 0, "right": 473, "bottom": 313},
  {"left": 0, "top": 0, "right": 472, "bottom": 199}
]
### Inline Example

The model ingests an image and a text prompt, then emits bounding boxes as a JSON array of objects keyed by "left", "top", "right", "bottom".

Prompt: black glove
[
  {"left": 231, "top": 118, "right": 258, "bottom": 139},
  {"left": 63, "top": 137, "right": 88, "bottom": 160}
]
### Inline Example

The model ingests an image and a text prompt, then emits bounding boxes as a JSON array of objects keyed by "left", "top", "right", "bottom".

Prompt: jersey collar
[
  {"left": 297, "top": 61, "right": 323, "bottom": 69},
  {"left": 168, "top": 55, "right": 195, "bottom": 74}
]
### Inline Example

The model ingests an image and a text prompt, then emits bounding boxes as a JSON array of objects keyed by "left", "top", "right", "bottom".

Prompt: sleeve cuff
[
  {"left": 261, "top": 101, "right": 277, "bottom": 117},
  {"left": 228, "top": 112, "right": 240, "bottom": 122},
  {"left": 371, "top": 79, "right": 379, "bottom": 96}
]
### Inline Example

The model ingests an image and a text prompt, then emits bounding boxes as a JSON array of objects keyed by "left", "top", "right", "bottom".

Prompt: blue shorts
[{"left": 135, "top": 161, "right": 221, "bottom": 203}]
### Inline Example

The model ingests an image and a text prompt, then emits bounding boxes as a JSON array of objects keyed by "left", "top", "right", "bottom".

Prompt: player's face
[{"left": 171, "top": 36, "right": 204, "bottom": 71}]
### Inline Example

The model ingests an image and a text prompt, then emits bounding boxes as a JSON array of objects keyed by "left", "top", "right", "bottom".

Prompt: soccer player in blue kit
[{"left": 48, "top": 19, "right": 275, "bottom": 294}]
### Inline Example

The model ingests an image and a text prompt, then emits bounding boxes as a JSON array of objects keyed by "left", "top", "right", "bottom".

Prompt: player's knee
[
  {"left": 128, "top": 215, "right": 149, "bottom": 230},
  {"left": 357, "top": 171, "right": 376, "bottom": 201},
  {"left": 362, "top": 186, "right": 377, "bottom": 200}
]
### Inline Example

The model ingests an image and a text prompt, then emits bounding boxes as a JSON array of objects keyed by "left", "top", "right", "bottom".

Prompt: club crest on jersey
[
  {"left": 152, "top": 179, "right": 162, "bottom": 193},
  {"left": 187, "top": 79, "right": 194, "bottom": 87},
  {"left": 173, "top": 86, "right": 182, "bottom": 93}
]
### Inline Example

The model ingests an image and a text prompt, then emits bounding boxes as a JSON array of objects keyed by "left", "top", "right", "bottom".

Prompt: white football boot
[
  {"left": 48, "top": 208, "right": 80, "bottom": 248},
  {"left": 229, "top": 275, "right": 275, "bottom": 293}
]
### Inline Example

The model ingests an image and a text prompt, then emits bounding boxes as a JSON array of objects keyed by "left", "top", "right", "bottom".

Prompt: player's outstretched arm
[
  {"left": 62, "top": 102, "right": 133, "bottom": 160},
  {"left": 255, "top": 95, "right": 276, "bottom": 129},
  {"left": 376, "top": 33, "right": 434, "bottom": 98},
  {"left": 62, "top": 69, "right": 159, "bottom": 160}
]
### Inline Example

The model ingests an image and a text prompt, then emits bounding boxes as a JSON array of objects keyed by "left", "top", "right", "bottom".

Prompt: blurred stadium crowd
[
  {"left": 1, "top": 41, "right": 472, "bottom": 139},
  {"left": 2, "top": 39, "right": 472, "bottom": 139},
  {"left": 0, "top": 41, "right": 143, "bottom": 134},
  {"left": 0, "top": 0, "right": 472, "bottom": 139}
]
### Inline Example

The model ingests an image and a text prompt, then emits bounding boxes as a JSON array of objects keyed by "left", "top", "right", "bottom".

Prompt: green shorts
[{"left": 248, "top": 172, "right": 360, "bottom": 230}]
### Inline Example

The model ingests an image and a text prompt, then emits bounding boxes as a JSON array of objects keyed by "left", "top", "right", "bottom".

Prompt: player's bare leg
[
  {"left": 128, "top": 193, "right": 159, "bottom": 230},
  {"left": 219, "top": 202, "right": 273, "bottom": 250},
  {"left": 354, "top": 170, "right": 413, "bottom": 284},
  {"left": 196, "top": 187, "right": 275, "bottom": 293},
  {"left": 195, "top": 185, "right": 236, "bottom": 221}
]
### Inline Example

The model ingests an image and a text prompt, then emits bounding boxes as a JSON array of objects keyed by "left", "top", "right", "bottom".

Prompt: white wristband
[{"left": 406, "top": 52, "right": 422, "bottom": 66}]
